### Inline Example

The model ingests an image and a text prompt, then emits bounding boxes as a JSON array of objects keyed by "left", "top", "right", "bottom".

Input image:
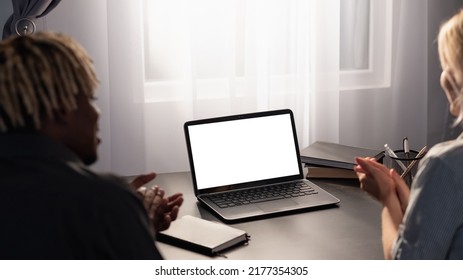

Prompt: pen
[
  {"left": 403, "top": 137, "right": 410, "bottom": 159},
  {"left": 401, "top": 146, "right": 427, "bottom": 179},
  {"left": 384, "top": 144, "right": 407, "bottom": 172}
]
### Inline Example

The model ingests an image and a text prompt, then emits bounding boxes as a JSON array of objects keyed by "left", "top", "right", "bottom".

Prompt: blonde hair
[
  {"left": 438, "top": 9, "right": 463, "bottom": 126},
  {"left": 0, "top": 32, "right": 99, "bottom": 132}
]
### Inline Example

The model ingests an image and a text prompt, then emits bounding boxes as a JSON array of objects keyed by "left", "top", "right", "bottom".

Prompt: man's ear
[{"left": 39, "top": 109, "right": 72, "bottom": 141}]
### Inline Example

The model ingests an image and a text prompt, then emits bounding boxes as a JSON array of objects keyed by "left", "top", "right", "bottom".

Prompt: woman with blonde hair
[{"left": 355, "top": 9, "right": 463, "bottom": 259}]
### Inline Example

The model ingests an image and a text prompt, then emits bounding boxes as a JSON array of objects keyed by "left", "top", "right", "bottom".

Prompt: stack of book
[{"left": 300, "top": 141, "right": 383, "bottom": 179}]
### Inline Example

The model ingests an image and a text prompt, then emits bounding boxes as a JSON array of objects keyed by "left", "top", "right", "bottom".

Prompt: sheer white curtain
[
  {"left": 340, "top": 0, "right": 370, "bottom": 70},
  {"left": 107, "top": 0, "right": 340, "bottom": 175}
]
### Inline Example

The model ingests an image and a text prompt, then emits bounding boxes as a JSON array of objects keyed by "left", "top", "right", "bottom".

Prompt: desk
[{"left": 152, "top": 172, "right": 383, "bottom": 259}]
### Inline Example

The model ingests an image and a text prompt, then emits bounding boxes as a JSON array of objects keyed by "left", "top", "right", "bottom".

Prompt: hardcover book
[
  {"left": 300, "top": 141, "right": 383, "bottom": 170},
  {"left": 306, "top": 166, "right": 358, "bottom": 179}
]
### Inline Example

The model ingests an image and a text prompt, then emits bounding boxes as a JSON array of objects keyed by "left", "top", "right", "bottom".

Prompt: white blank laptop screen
[{"left": 187, "top": 113, "right": 301, "bottom": 190}]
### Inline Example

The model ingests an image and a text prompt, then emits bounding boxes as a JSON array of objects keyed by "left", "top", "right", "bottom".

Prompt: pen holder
[{"left": 383, "top": 149, "right": 425, "bottom": 186}]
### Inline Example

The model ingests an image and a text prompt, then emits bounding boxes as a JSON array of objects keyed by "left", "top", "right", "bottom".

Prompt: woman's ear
[{"left": 441, "top": 71, "right": 462, "bottom": 117}]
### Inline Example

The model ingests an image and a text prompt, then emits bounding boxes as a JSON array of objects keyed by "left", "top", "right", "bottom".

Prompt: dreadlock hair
[{"left": 0, "top": 32, "right": 99, "bottom": 132}]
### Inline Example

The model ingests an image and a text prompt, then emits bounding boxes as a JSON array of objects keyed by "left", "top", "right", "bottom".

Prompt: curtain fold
[{"left": 2, "top": 0, "right": 61, "bottom": 39}]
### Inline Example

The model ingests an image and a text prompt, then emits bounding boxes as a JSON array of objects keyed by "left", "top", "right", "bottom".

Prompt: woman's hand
[
  {"left": 354, "top": 157, "right": 410, "bottom": 213},
  {"left": 354, "top": 157, "right": 396, "bottom": 204}
]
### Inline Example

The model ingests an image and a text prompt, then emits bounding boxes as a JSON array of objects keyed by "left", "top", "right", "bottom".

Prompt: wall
[
  {"left": 0, "top": 1, "right": 12, "bottom": 35},
  {"left": 340, "top": 0, "right": 462, "bottom": 153},
  {"left": 340, "top": 0, "right": 428, "bottom": 152},
  {"left": 1, "top": 0, "right": 462, "bottom": 173}
]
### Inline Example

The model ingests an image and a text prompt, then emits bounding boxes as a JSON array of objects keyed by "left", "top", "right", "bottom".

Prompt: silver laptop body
[{"left": 184, "top": 109, "right": 340, "bottom": 223}]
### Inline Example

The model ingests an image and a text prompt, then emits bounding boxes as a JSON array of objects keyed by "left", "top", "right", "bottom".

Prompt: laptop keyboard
[{"left": 207, "top": 181, "right": 318, "bottom": 208}]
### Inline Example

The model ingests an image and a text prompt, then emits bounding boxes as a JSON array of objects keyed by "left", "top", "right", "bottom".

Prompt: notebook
[
  {"left": 184, "top": 109, "right": 340, "bottom": 223},
  {"left": 157, "top": 215, "right": 249, "bottom": 256}
]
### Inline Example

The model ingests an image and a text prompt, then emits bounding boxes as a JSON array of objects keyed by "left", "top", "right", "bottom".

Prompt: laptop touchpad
[{"left": 256, "top": 199, "right": 298, "bottom": 212}]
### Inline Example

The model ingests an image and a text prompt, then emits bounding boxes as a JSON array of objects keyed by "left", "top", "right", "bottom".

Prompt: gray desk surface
[{"left": 151, "top": 172, "right": 383, "bottom": 260}]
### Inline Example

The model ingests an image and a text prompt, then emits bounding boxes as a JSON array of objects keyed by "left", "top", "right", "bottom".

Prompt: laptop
[{"left": 184, "top": 109, "right": 340, "bottom": 223}]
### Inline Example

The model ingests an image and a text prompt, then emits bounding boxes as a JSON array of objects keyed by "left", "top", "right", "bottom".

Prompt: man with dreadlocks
[{"left": 0, "top": 32, "right": 183, "bottom": 259}]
